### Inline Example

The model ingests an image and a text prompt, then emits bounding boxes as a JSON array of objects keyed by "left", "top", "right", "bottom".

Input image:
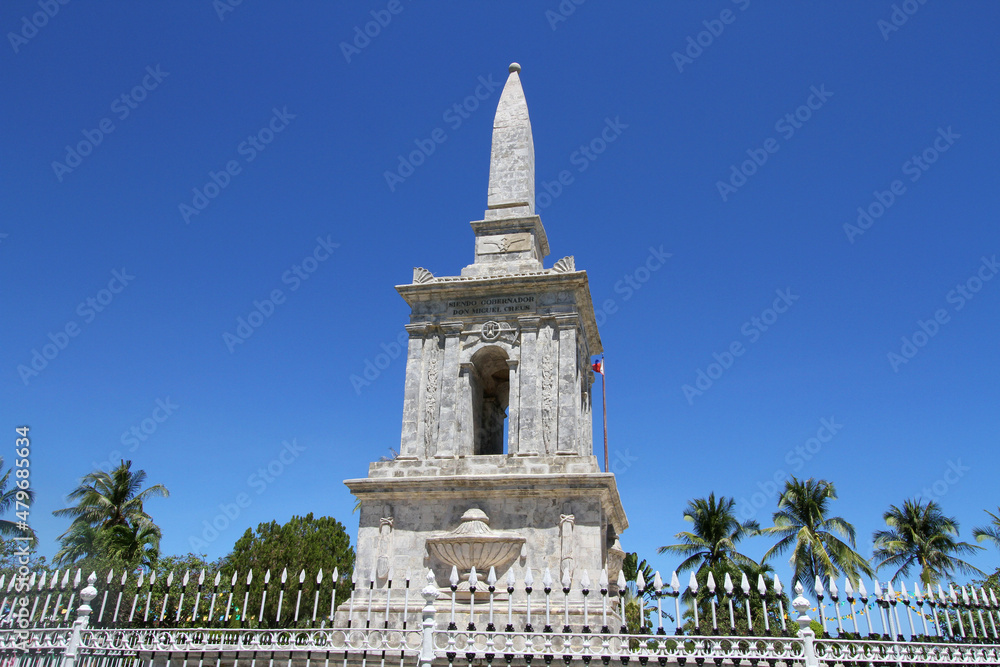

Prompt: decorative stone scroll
[
  {"left": 559, "top": 512, "right": 575, "bottom": 578},
  {"left": 412, "top": 267, "right": 435, "bottom": 283},
  {"left": 376, "top": 513, "right": 394, "bottom": 580},
  {"left": 552, "top": 256, "right": 575, "bottom": 272}
]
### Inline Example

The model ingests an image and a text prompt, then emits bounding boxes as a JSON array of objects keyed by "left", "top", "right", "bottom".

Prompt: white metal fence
[{"left": 3, "top": 564, "right": 1000, "bottom": 667}]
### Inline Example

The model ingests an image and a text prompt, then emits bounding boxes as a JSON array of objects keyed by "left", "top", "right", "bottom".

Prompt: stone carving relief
[
  {"left": 423, "top": 351, "right": 439, "bottom": 451},
  {"left": 551, "top": 256, "right": 575, "bottom": 273},
  {"left": 540, "top": 327, "right": 556, "bottom": 453},
  {"left": 375, "top": 511, "right": 394, "bottom": 580},
  {"left": 479, "top": 320, "right": 518, "bottom": 344},
  {"left": 559, "top": 511, "right": 575, "bottom": 578},
  {"left": 412, "top": 267, "right": 435, "bottom": 283},
  {"left": 479, "top": 233, "right": 532, "bottom": 255},
  {"left": 425, "top": 508, "right": 525, "bottom": 586},
  {"left": 460, "top": 322, "right": 521, "bottom": 352}
]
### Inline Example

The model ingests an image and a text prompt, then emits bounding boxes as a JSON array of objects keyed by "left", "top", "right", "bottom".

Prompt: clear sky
[{"left": 3, "top": 2, "right": 998, "bottom": 585}]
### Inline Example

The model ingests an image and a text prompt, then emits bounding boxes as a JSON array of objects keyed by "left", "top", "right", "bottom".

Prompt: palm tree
[
  {"left": 872, "top": 499, "right": 983, "bottom": 585},
  {"left": 0, "top": 457, "right": 36, "bottom": 542},
  {"left": 658, "top": 493, "right": 759, "bottom": 572},
  {"left": 53, "top": 522, "right": 108, "bottom": 565},
  {"left": 53, "top": 459, "right": 169, "bottom": 532},
  {"left": 972, "top": 508, "right": 1000, "bottom": 551},
  {"left": 680, "top": 560, "right": 787, "bottom": 637},
  {"left": 106, "top": 523, "right": 160, "bottom": 568},
  {"left": 759, "top": 477, "right": 873, "bottom": 585},
  {"left": 621, "top": 552, "right": 662, "bottom": 632}
]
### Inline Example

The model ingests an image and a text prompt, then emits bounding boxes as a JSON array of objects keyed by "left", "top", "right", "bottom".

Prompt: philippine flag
[{"left": 592, "top": 358, "right": 604, "bottom": 375}]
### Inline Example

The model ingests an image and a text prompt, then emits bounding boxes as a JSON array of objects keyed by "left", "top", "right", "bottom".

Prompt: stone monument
[{"left": 343, "top": 64, "right": 627, "bottom": 625}]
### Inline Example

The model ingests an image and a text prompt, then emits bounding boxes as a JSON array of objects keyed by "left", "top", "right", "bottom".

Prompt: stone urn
[{"left": 426, "top": 508, "right": 525, "bottom": 582}]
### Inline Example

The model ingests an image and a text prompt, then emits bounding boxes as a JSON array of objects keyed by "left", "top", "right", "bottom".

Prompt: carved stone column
[
  {"left": 418, "top": 331, "right": 441, "bottom": 457},
  {"left": 399, "top": 323, "right": 429, "bottom": 458},
  {"left": 539, "top": 320, "right": 557, "bottom": 454},
  {"left": 555, "top": 315, "right": 579, "bottom": 455},
  {"left": 435, "top": 322, "right": 464, "bottom": 458},
  {"left": 516, "top": 316, "right": 541, "bottom": 455},
  {"left": 457, "top": 361, "right": 476, "bottom": 456},
  {"left": 506, "top": 359, "right": 520, "bottom": 454}
]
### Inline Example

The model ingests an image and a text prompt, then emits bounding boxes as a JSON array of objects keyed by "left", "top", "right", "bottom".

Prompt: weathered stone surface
[
  {"left": 346, "top": 471, "right": 626, "bottom": 597},
  {"left": 342, "top": 64, "right": 625, "bottom": 626},
  {"left": 486, "top": 64, "right": 535, "bottom": 219}
]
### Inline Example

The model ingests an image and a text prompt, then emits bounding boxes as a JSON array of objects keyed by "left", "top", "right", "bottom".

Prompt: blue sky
[{"left": 3, "top": 2, "right": 998, "bottom": 584}]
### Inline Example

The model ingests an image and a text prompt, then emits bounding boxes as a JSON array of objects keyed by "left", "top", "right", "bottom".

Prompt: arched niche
[{"left": 469, "top": 345, "right": 510, "bottom": 455}]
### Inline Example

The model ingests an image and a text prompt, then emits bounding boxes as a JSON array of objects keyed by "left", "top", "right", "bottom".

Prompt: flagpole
[{"left": 601, "top": 355, "right": 608, "bottom": 473}]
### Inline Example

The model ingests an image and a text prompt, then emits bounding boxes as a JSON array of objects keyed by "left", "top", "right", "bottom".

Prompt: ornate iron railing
[{"left": 4, "top": 566, "right": 1000, "bottom": 666}]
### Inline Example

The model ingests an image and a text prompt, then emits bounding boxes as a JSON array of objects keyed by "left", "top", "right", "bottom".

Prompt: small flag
[{"left": 592, "top": 358, "right": 604, "bottom": 375}]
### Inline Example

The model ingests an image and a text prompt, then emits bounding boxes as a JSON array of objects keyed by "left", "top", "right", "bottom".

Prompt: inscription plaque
[{"left": 446, "top": 294, "right": 536, "bottom": 317}]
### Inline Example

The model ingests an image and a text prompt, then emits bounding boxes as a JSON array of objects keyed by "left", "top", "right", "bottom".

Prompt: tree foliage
[
  {"left": 759, "top": 477, "right": 873, "bottom": 585},
  {"left": 872, "top": 499, "right": 983, "bottom": 585},
  {"left": 620, "top": 552, "right": 668, "bottom": 634},
  {"left": 221, "top": 513, "right": 355, "bottom": 627},
  {"left": 973, "top": 508, "right": 1000, "bottom": 552},
  {"left": 658, "top": 493, "right": 759, "bottom": 572},
  {"left": 0, "top": 456, "right": 35, "bottom": 542},
  {"left": 680, "top": 561, "right": 790, "bottom": 637},
  {"left": 52, "top": 460, "right": 168, "bottom": 567}
]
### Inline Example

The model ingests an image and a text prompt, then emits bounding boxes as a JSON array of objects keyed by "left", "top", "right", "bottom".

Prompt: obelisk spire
[{"left": 486, "top": 63, "right": 535, "bottom": 220}]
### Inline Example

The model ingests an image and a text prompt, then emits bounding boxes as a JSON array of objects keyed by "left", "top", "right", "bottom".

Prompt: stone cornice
[
  {"left": 345, "top": 472, "right": 628, "bottom": 535},
  {"left": 396, "top": 270, "right": 602, "bottom": 354}
]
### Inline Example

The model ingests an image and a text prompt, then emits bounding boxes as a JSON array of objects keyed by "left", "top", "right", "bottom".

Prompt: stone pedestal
[{"left": 342, "top": 457, "right": 626, "bottom": 628}]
